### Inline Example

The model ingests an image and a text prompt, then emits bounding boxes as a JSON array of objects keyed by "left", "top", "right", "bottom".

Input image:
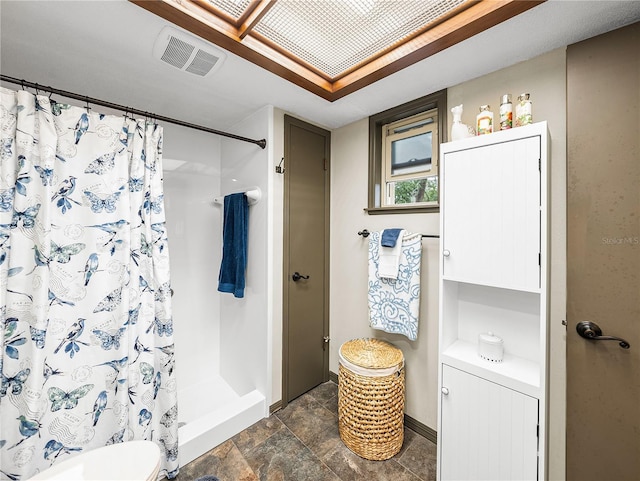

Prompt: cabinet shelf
[{"left": 441, "top": 340, "right": 540, "bottom": 398}]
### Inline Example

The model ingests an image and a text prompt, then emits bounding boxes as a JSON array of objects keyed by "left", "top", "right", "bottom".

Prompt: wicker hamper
[{"left": 337, "top": 338, "right": 405, "bottom": 460}]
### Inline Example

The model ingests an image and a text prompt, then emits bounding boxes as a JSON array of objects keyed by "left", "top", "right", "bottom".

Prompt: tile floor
[{"left": 174, "top": 380, "right": 437, "bottom": 481}]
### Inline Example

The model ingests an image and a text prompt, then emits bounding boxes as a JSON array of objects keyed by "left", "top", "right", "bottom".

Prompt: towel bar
[
  {"left": 357, "top": 229, "right": 439, "bottom": 239},
  {"left": 213, "top": 188, "right": 261, "bottom": 206}
]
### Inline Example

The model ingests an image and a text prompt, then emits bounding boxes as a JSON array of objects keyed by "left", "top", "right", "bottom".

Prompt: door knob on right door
[
  {"left": 576, "top": 321, "right": 631, "bottom": 349},
  {"left": 292, "top": 272, "right": 310, "bottom": 282}
]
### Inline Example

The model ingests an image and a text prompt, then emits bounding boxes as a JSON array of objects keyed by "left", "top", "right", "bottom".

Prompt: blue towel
[
  {"left": 217, "top": 193, "right": 249, "bottom": 298},
  {"left": 381, "top": 228, "right": 403, "bottom": 247}
]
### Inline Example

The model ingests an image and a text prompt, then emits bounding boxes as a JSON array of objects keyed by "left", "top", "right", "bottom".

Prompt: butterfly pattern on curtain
[{"left": 0, "top": 87, "right": 179, "bottom": 480}]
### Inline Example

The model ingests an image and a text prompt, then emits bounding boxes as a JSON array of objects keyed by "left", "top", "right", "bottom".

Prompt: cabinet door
[
  {"left": 442, "top": 136, "right": 541, "bottom": 291},
  {"left": 440, "top": 365, "right": 539, "bottom": 481}
]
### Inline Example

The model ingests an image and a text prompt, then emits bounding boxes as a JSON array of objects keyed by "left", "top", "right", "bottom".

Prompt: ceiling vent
[{"left": 153, "top": 26, "right": 225, "bottom": 76}]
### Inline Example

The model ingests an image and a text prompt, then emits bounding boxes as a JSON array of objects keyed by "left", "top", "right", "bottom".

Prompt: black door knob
[
  {"left": 292, "top": 272, "right": 310, "bottom": 282},
  {"left": 576, "top": 321, "right": 630, "bottom": 349}
]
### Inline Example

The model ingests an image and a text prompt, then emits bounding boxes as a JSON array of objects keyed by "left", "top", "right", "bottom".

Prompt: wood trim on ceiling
[
  {"left": 237, "top": 0, "right": 276, "bottom": 40},
  {"left": 130, "top": 0, "right": 545, "bottom": 102}
]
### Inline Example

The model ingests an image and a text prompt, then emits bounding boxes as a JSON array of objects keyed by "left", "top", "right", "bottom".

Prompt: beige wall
[
  {"left": 330, "top": 118, "right": 441, "bottom": 428},
  {"left": 329, "top": 48, "right": 567, "bottom": 479}
]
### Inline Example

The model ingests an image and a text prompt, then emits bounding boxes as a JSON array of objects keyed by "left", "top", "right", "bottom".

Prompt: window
[
  {"left": 383, "top": 110, "right": 438, "bottom": 207},
  {"left": 368, "top": 90, "right": 446, "bottom": 213}
]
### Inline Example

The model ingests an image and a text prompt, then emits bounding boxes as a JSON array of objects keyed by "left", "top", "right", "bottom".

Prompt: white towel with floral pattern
[{"left": 368, "top": 231, "right": 422, "bottom": 341}]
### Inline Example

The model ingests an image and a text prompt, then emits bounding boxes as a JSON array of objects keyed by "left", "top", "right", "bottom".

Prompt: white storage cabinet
[{"left": 437, "top": 122, "right": 549, "bottom": 481}]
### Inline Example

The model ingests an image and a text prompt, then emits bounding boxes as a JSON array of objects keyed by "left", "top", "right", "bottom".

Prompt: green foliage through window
[{"left": 394, "top": 177, "right": 438, "bottom": 204}]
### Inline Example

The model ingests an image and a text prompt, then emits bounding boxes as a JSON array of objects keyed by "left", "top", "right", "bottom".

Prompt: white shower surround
[{"left": 161, "top": 109, "right": 272, "bottom": 468}]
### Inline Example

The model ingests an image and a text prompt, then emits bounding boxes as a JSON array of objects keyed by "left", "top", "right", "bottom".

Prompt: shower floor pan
[{"left": 177, "top": 375, "right": 265, "bottom": 467}]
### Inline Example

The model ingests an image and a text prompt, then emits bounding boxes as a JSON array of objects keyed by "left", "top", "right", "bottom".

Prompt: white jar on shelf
[{"left": 478, "top": 331, "right": 504, "bottom": 362}]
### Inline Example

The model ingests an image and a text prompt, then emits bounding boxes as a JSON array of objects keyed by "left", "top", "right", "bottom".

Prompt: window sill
[{"left": 365, "top": 205, "right": 440, "bottom": 215}]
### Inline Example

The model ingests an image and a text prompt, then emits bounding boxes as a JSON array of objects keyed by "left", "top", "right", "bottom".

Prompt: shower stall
[{"left": 161, "top": 107, "right": 273, "bottom": 467}]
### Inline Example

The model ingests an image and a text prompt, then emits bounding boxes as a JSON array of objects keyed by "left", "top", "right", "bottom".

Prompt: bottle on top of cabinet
[
  {"left": 499, "top": 94, "right": 513, "bottom": 130},
  {"left": 476, "top": 105, "right": 493, "bottom": 135},
  {"left": 451, "top": 104, "right": 473, "bottom": 141},
  {"left": 515, "top": 93, "right": 533, "bottom": 127}
]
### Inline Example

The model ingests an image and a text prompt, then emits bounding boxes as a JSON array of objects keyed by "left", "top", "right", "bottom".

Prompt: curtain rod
[{"left": 0, "top": 74, "right": 266, "bottom": 149}]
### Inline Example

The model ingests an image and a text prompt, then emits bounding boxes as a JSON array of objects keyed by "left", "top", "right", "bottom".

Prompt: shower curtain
[{"left": 0, "top": 88, "right": 179, "bottom": 480}]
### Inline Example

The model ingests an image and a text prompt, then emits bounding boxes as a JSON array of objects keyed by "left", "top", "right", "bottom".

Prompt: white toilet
[{"left": 27, "top": 440, "right": 161, "bottom": 481}]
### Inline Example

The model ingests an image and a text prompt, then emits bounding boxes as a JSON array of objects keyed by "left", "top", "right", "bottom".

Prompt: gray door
[
  {"left": 283, "top": 115, "right": 330, "bottom": 404},
  {"left": 566, "top": 22, "right": 639, "bottom": 480}
]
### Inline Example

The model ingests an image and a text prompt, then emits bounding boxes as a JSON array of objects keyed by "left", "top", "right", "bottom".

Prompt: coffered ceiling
[{"left": 132, "top": 0, "right": 543, "bottom": 101}]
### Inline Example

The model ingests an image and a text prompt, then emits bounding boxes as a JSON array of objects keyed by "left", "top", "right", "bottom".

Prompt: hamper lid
[{"left": 340, "top": 338, "right": 403, "bottom": 369}]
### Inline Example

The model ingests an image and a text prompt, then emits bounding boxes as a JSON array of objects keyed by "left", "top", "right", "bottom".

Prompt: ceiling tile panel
[{"left": 252, "top": 0, "right": 468, "bottom": 78}]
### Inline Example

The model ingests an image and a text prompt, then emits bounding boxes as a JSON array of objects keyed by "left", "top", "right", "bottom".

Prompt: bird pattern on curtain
[{"left": 0, "top": 87, "right": 179, "bottom": 480}]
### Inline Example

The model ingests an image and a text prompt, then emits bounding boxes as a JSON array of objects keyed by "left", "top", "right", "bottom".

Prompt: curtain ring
[{"left": 85, "top": 96, "right": 91, "bottom": 113}]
